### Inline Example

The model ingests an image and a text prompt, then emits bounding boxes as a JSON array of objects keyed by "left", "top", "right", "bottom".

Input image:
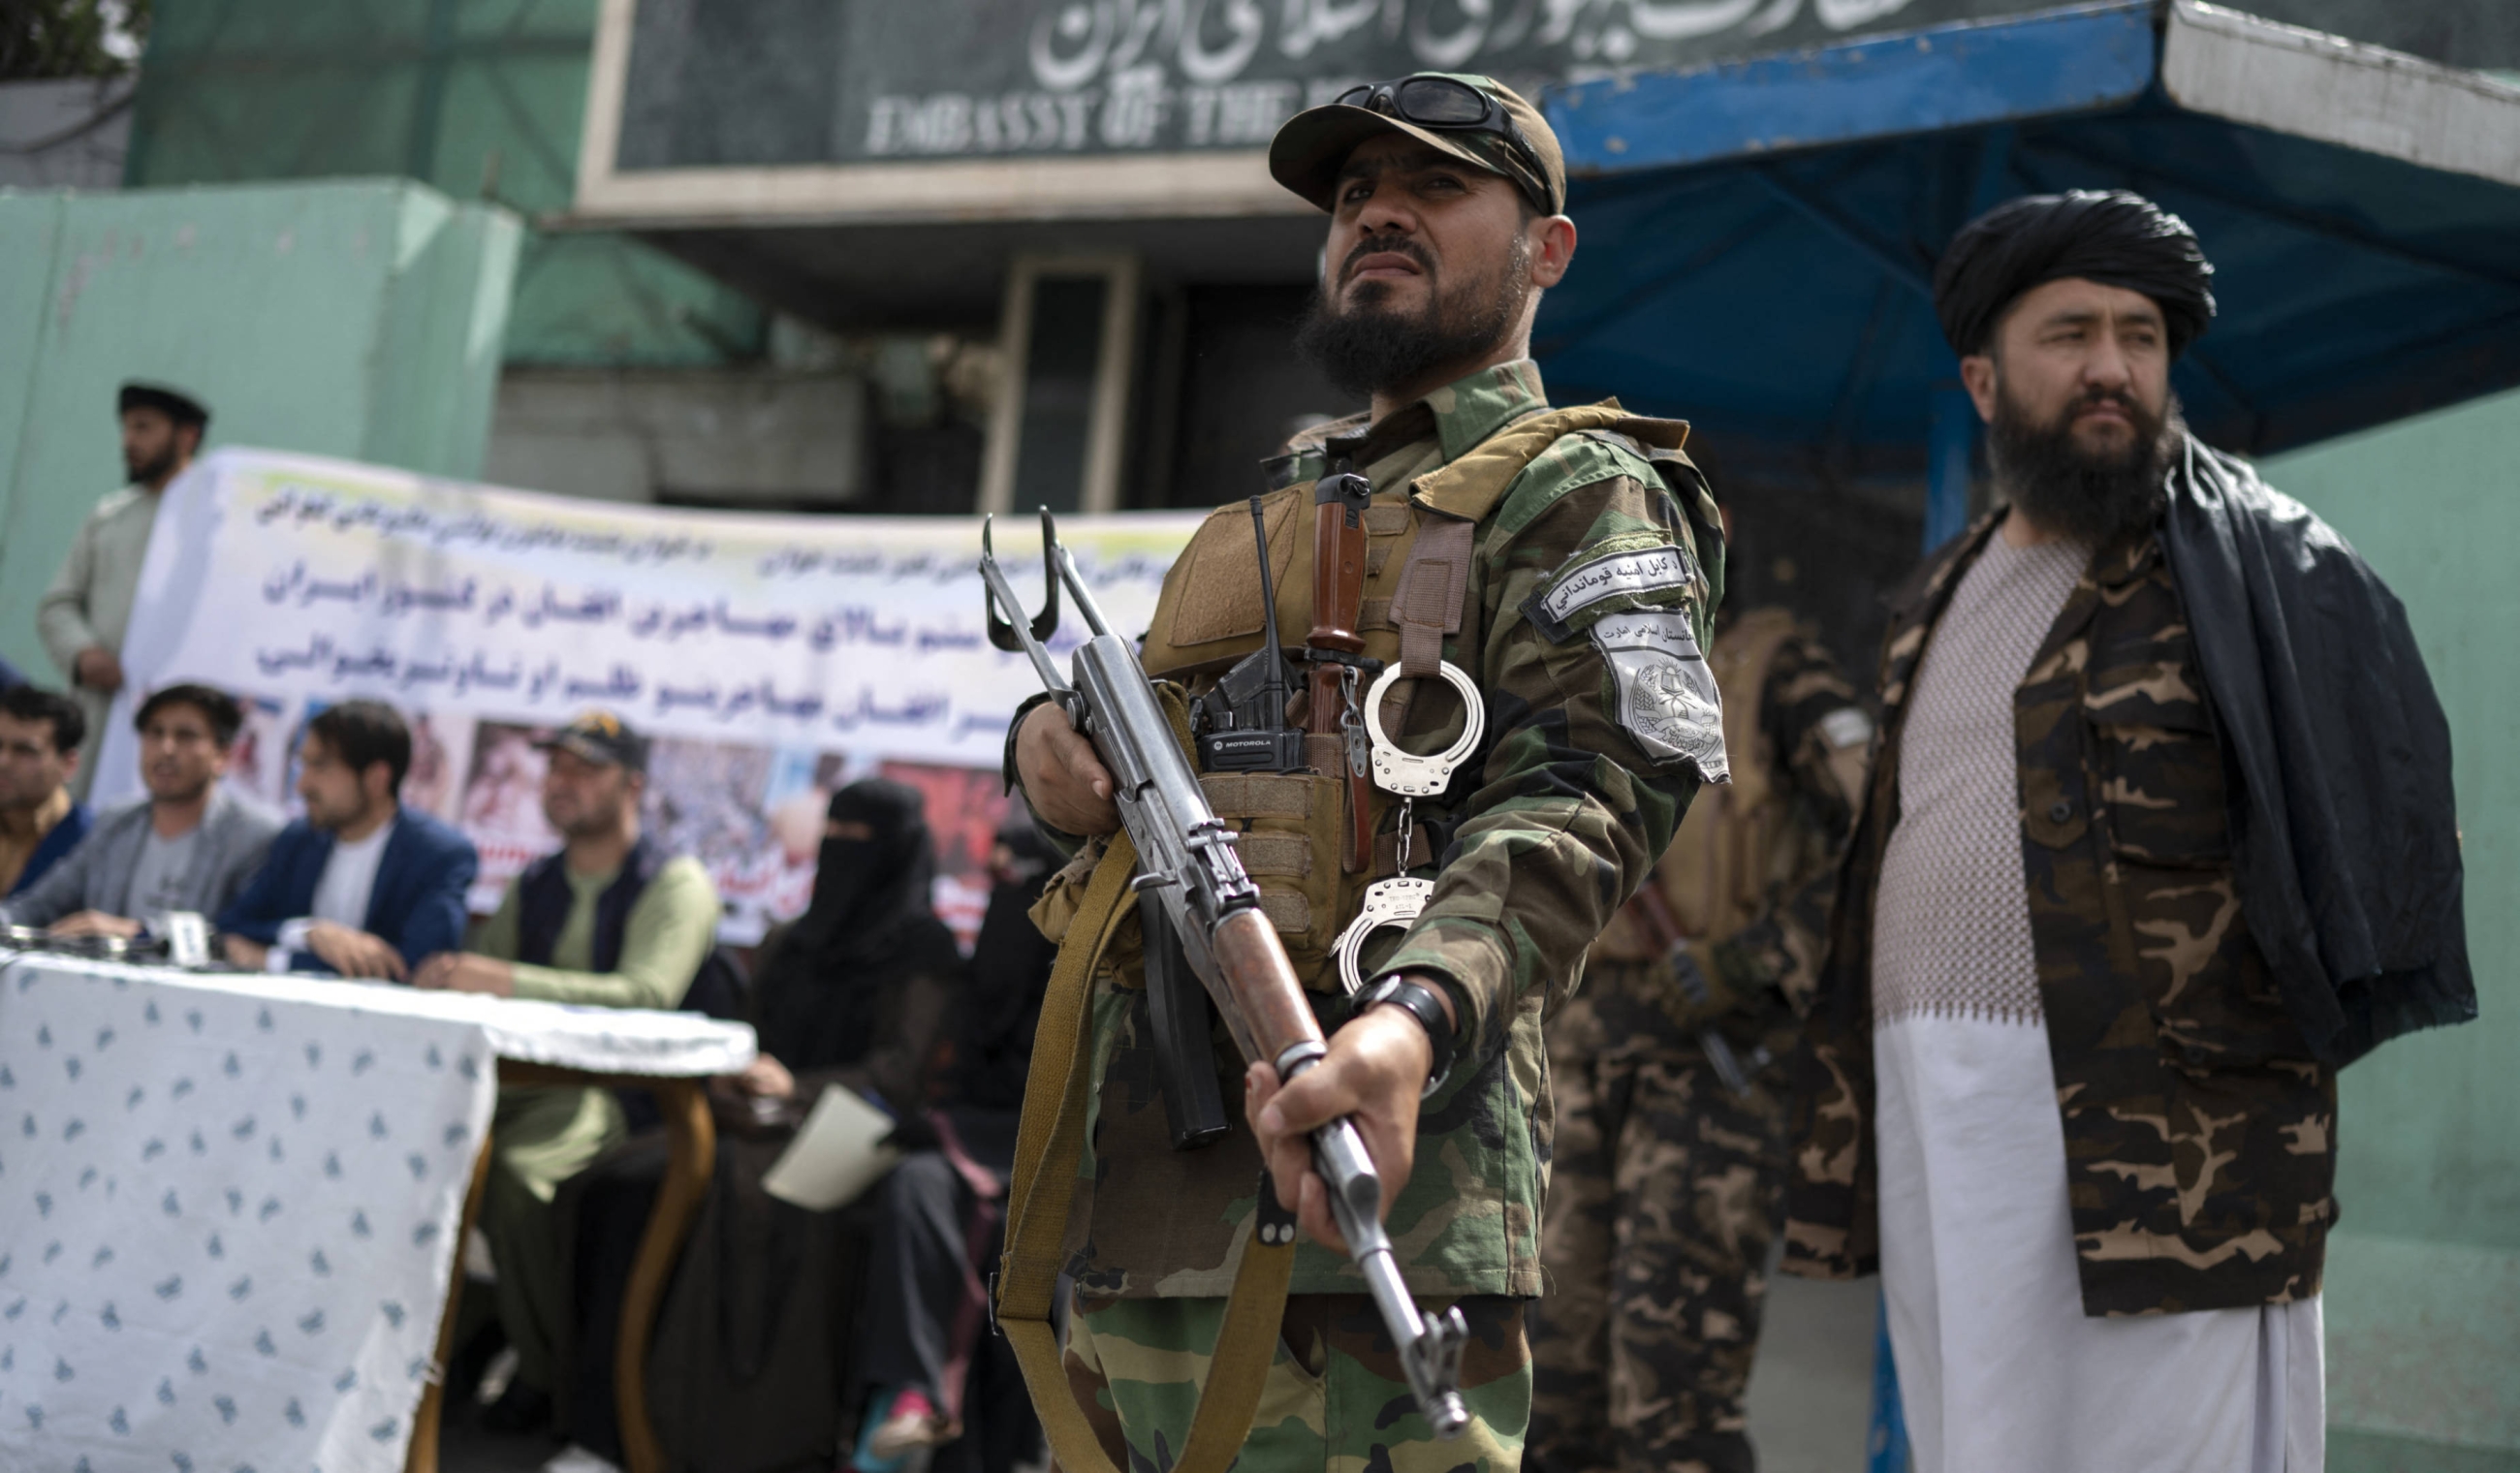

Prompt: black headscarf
[
  {"left": 753, "top": 777, "right": 963, "bottom": 1074},
  {"left": 950, "top": 821, "right": 1060, "bottom": 1113},
  {"left": 1933, "top": 190, "right": 2217, "bottom": 359}
]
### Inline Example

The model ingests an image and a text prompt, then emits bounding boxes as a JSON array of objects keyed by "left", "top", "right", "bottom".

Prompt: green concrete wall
[
  {"left": 125, "top": 0, "right": 764, "bottom": 368},
  {"left": 2260, "top": 386, "right": 2520, "bottom": 1470},
  {"left": 0, "top": 177, "right": 519, "bottom": 684}
]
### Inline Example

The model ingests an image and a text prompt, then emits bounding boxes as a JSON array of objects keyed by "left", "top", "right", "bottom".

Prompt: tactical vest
[
  {"left": 1590, "top": 606, "right": 1805, "bottom": 962},
  {"left": 1115, "top": 402, "right": 1710, "bottom": 991}
]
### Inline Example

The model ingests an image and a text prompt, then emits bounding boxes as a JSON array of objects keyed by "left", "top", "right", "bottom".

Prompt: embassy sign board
[{"left": 572, "top": 0, "right": 2065, "bottom": 225}]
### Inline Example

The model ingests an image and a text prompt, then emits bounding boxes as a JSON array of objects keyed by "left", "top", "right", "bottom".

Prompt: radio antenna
[{"left": 1249, "top": 497, "right": 1289, "bottom": 723}]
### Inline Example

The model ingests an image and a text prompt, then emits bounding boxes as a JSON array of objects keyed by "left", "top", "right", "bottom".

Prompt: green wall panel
[
  {"left": 124, "top": 0, "right": 759, "bottom": 367},
  {"left": 0, "top": 178, "right": 519, "bottom": 684},
  {"left": 2260, "top": 384, "right": 2520, "bottom": 1464},
  {"left": 2261, "top": 388, "right": 2520, "bottom": 1254}
]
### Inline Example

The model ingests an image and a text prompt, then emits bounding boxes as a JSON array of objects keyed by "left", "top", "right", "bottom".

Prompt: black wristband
[
  {"left": 1359, "top": 976, "right": 1457, "bottom": 1097},
  {"left": 1001, "top": 690, "right": 1056, "bottom": 795}
]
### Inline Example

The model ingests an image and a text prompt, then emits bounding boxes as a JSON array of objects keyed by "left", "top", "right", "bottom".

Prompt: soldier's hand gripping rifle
[{"left": 981, "top": 510, "right": 1470, "bottom": 1440}]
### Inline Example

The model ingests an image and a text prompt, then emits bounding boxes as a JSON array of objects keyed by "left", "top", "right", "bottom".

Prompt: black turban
[
  {"left": 1932, "top": 190, "right": 2216, "bottom": 359},
  {"left": 117, "top": 381, "right": 210, "bottom": 428}
]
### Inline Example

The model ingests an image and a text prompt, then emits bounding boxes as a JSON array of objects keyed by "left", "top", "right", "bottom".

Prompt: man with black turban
[
  {"left": 39, "top": 381, "right": 213, "bottom": 798},
  {"left": 1780, "top": 190, "right": 2472, "bottom": 1472}
]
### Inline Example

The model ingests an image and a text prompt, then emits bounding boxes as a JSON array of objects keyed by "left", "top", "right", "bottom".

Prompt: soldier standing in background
[
  {"left": 1531, "top": 602, "right": 1871, "bottom": 1473},
  {"left": 38, "top": 381, "right": 210, "bottom": 799}
]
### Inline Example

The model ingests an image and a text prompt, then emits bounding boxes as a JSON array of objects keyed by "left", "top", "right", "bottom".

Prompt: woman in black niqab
[
  {"left": 753, "top": 777, "right": 965, "bottom": 1099},
  {"left": 555, "top": 779, "right": 968, "bottom": 1468}
]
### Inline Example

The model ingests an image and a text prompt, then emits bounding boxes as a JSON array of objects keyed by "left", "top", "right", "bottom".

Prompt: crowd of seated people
[{"left": 0, "top": 674, "right": 1057, "bottom": 1473}]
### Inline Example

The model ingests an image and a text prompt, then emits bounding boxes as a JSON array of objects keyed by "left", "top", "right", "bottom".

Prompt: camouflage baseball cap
[{"left": 1269, "top": 74, "right": 1564, "bottom": 219}]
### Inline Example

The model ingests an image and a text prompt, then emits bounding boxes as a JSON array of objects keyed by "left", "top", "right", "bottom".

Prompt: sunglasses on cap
[{"left": 1333, "top": 74, "right": 1555, "bottom": 215}]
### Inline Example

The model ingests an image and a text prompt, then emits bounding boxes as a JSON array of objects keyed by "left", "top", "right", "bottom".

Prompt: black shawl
[{"left": 2163, "top": 436, "right": 2474, "bottom": 1065}]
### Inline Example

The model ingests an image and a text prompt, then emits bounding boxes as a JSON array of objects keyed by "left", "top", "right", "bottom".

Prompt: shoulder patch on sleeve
[
  {"left": 1520, "top": 534, "right": 1700, "bottom": 643},
  {"left": 1592, "top": 609, "right": 1729, "bottom": 783}
]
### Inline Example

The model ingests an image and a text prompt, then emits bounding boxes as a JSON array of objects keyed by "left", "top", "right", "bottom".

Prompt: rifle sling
[{"left": 995, "top": 765, "right": 1297, "bottom": 1473}]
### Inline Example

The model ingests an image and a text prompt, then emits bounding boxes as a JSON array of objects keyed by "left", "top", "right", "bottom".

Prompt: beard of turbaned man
[{"left": 1986, "top": 368, "right": 2182, "bottom": 548}]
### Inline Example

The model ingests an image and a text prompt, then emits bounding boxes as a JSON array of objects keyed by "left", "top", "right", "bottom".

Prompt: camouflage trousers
[
  {"left": 1062, "top": 1290, "right": 1530, "bottom": 1473},
  {"left": 1528, "top": 967, "right": 1793, "bottom": 1473}
]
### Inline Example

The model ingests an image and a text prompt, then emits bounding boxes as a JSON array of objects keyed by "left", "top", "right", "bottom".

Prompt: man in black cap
[
  {"left": 413, "top": 710, "right": 721, "bottom": 1433},
  {"left": 1780, "top": 190, "right": 2471, "bottom": 1471},
  {"left": 37, "top": 381, "right": 212, "bottom": 799}
]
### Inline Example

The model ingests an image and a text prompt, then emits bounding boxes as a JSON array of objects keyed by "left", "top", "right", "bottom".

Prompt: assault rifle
[{"left": 980, "top": 510, "right": 1469, "bottom": 1439}]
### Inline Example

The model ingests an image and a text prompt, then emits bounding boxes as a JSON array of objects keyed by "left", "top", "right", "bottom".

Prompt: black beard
[
  {"left": 1295, "top": 233, "right": 1528, "bottom": 400},
  {"left": 127, "top": 445, "right": 178, "bottom": 486},
  {"left": 1988, "top": 380, "right": 2177, "bottom": 548}
]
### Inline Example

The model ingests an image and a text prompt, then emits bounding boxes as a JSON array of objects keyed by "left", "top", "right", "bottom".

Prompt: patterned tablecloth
[{"left": 0, "top": 952, "right": 756, "bottom": 1472}]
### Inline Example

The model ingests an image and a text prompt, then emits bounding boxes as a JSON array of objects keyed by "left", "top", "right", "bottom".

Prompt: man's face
[
  {"left": 1296, "top": 134, "right": 1569, "bottom": 399},
  {"left": 296, "top": 736, "right": 375, "bottom": 831},
  {"left": 120, "top": 408, "right": 194, "bottom": 487},
  {"left": 0, "top": 713, "right": 75, "bottom": 811},
  {"left": 1965, "top": 276, "right": 2177, "bottom": 545},
  {"left": 140, "top": 704, "right": 228, "bottom": 804},
  {"left": 541, "top": 748, "right": 636, "bottom": 839},
  {"left": 1968, "top": 277, "right": 2170, "bottom": 455}
]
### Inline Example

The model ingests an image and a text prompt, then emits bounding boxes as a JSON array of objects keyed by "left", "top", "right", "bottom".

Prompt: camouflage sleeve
[
  {"left": 1706, "top": 632, "right": 1874, "bottom": 1018},
  {"left": 1377, "top": 462, "right": 1715, "bottom": 1067}
]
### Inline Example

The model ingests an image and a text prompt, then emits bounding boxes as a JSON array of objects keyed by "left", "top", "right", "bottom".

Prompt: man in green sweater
[{"left": 415, "top": 710, "right": 721, "bottom": 1432}]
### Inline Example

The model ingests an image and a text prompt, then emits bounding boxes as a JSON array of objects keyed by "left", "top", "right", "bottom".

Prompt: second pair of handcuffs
[{"left": 1330, "top": 658, "right": 1486, "bottom": 1019}]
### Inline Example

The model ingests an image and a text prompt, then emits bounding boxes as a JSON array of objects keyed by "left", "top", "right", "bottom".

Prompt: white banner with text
[{"left": 98, "top": 448, "right": 1203, "bottom": 942}]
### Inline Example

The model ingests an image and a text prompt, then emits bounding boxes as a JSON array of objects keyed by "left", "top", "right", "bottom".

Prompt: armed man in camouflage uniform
[
  {"left": 1008, "top": 76, "right": 1725, "bottom": 1473},
  {"left": 1784, "top": 192, "right": 2471, "bottom": 1471},
  {"left": 1531, "top": 609, "right": 1871, "bottom": 1473}
]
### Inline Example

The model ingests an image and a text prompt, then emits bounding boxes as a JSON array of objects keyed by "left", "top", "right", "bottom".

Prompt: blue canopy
[{"left": 1531, "top": 0, "right": 2520, "bottom": 495}]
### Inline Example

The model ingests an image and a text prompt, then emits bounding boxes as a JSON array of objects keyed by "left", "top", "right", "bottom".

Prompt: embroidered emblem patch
[
  {"left": 1592, "top": 610, "right": 1728, "bottom": 782},
  {"left": 1529, "top": 543, "right": 1695, "bottom": 639}
]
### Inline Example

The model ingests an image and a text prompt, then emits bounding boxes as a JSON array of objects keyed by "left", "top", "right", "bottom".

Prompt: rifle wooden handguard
[{"left": 1209, "top": 905, "right": 1327, "bottom": 1071}]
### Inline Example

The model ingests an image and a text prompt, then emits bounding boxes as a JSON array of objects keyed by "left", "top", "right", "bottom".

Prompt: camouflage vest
[
  {"left": 1124, "top": 403, "right": 1701, "bottom": 989},
  {"left": 1590, "top": 606, "right": 1802, "bottom": 961}
]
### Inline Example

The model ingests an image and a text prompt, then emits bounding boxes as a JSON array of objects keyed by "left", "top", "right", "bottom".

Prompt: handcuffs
[{"left": 1331, "top": 660, "right": 1486, "bottom": 998}]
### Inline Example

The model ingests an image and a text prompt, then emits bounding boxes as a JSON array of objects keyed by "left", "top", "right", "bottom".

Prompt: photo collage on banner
[{"left": 217, "top": 704, "right": 1017, "bottom": 948}]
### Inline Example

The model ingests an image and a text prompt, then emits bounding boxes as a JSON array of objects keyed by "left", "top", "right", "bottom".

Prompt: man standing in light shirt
[
  {"left": 3, "top": 683, "right": 281, "bottom": 937},
  {"left": 218, "top": 699, "right": 477, "bottom": 977},
  {"left": 415, "top": 710, "right": 721, "bottom": 1436},
  {"left": 39, "top": 382, "right": 210, "bottom": 799}
]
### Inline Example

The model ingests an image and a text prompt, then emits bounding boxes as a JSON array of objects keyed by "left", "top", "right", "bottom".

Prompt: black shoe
[
  {"left": 443, "top": 1320, "right": 508, "bottom": 1417},
  {"left": 480, "top": 1378, "right": 555, "bottom": 1436}
]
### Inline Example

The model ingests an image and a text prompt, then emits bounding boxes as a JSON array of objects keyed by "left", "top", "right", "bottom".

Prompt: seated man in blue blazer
[{"left": 219, "top": 699, "right": 478, "bottom": 978}]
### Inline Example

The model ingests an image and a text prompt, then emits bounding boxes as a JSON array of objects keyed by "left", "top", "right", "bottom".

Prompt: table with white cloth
[{"left": 0, "top": 951, "right": 756, "bottom": 1473}]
